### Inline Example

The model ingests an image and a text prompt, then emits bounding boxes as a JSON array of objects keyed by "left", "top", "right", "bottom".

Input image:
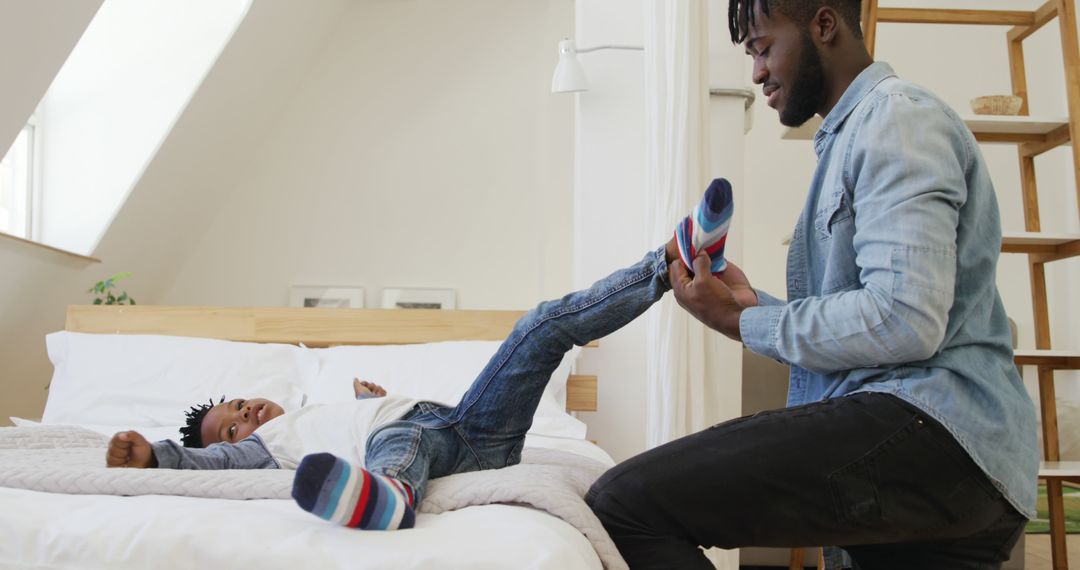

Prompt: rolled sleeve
[
  {"left": 740, "top": 305, "right": 784, "bottom": 362},
  {"left": 753, "top": 289, "right": 786, "bottom": 307}
]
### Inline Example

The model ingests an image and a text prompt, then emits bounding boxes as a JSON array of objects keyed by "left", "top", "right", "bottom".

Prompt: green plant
[{"left": 89, "top": 272, "right": 137, "bottom": 305}]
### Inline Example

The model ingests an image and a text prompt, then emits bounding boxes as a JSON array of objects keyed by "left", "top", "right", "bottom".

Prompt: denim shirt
[{"left": 740, "top": 62, "right": 1038, "bottom": 519}]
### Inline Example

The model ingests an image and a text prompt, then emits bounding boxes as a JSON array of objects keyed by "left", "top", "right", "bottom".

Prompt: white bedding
[
  {"left": 0, "top": 434, "right": 619, "bottom": 570},
  {"left": 14, "top": 330, "right": 619, "bottom": 568}
]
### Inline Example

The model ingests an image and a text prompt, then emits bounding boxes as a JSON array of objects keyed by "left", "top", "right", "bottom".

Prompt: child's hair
[{"left": 179, "top": 395, "right": 225, "bottom": 448}]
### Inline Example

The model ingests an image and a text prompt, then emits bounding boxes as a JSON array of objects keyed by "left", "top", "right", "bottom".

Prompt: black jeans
[{"left": 585, "top": 392, "right": 1027, "bottom": 570}]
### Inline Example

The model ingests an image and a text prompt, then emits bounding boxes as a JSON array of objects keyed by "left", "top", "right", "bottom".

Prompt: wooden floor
[
  {"left": 741, "top": 534, "right": 1077, "bottom": 569},
  {"left": 1025, "top": 533, "right": 1080, "bottom": 570}
]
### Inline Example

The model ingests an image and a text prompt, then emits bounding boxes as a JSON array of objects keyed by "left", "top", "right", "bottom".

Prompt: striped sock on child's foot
[
  {"left": 675, "top": 178, "right": 733, "bottom": 276},
  {"left": 292, "top": 452, "right": 416, "bottom": 530}
]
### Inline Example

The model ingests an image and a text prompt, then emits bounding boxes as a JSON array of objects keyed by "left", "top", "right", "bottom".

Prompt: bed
[{"left": 0, "top": 305, "right": 624, "bottom": 570}]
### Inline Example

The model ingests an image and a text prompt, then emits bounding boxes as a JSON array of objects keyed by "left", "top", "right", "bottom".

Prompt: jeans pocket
[
  {"left": 829, "top": 453, "right": 883, "bottom": 524},
  {"left": 832, "top": 412, "right": 1002, "bottom": 539}
]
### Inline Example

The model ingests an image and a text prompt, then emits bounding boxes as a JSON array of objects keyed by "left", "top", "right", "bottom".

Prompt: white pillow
[
  {"left": 308, "top": 341, "right": 586, "bottom": 439},
  {"left": 11, "top": 416, "right": 182, "bottom": 443},
  {"left": 42, "top": 332, "right": 315, "bottom": 429}
]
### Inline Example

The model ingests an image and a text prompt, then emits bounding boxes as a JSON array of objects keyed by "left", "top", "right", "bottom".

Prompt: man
[{"left": 585, "top": 1, "right": 1038, "bottom": 569}]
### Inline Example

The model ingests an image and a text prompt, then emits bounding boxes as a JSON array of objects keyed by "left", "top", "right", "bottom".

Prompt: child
[{"left": 106, "top": 179, "right": 733, "bottom": 531}]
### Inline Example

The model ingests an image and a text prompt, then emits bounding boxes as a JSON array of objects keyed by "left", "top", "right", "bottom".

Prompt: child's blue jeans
[{"left": 364, "top": 246, "right": 670, "bottom": 504}]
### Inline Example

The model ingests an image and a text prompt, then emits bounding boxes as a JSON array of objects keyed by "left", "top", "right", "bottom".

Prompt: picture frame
[
  {"left": 289, "top": 286, "right": 365, "bottom": 309},
  {"left": 380, "top": 287, "right": 456, "bottom": 310}
]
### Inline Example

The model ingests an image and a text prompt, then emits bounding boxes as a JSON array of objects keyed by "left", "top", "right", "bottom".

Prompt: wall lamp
[{"left": 551, "top": 39, "right": 644, "bottom": 94}]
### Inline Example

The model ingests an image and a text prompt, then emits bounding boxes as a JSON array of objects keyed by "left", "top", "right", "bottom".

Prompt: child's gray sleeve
[{"left": 150, "top": 434, "right": 279, "bottom": 470}]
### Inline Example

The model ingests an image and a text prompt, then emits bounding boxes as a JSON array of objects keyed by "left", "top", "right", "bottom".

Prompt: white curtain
[
  {"left": 643, "top": 0, "right": 727, "bottom": 447},
  {"left": 643, "top": 3, "right": 747, "bottom": 567}
]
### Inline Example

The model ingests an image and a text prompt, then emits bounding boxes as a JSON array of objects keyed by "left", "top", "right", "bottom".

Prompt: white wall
[
  {"left": 157, "top": 0, "right": 574, "bottom": 312},
  {"left": 37, "top": 0, "right": 250, "bottom": 255},
  {"left": 741, "top": 0, "right": 1079, "bottom": 406},
  {"left": 571, "top": 0, "right": 650, "bottom": 463}
]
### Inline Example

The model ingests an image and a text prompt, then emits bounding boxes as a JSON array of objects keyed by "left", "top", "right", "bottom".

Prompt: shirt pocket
[
  {"left": 815, "top": 190, "right": 860, "bottom": 294},
  {"left": 814, "top": 189, "right": 853, "bottom": 239}
]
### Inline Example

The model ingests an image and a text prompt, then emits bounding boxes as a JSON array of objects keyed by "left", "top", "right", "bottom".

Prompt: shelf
[
  {"left": 1040, "top": 461, "right": 1080, "bottom": 482},
  {"left": 1001, "top": 232, "right": 1080, "bottom": 261},
  {"left": 780, "top": 232, "right": 1079, "bottom": 261},
  {"left": 1014, "top": 349, "right": 1080, "bottom": 369},
  {"left": 0, "top": 231, "right": 101, "bottom": 263},
  {"left": 782, "top": 113, "right": 1070, "bottom": 146},
  {"left": 877, "top": 8, "right": 1035, "bottom": 26}
]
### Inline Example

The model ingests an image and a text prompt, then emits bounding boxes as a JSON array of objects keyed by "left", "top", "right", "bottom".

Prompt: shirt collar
[{"left": 818, "top": 61, "right": 896, "bottom": 136}]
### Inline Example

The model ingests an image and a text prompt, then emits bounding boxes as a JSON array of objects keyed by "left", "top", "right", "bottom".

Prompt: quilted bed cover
[{"left": 0, "top": 425, "right": 625, "bottom": 570}]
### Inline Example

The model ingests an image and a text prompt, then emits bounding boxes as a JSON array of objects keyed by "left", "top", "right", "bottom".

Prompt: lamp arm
[{"left": 575, "top": 44, "right": 645, "bottom": 54}]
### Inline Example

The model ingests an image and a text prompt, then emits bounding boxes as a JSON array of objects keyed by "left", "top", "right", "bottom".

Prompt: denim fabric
[
  {"left": 739, "top": 62, "right": 1038, "bottom": 518},
  {"left": 587, "top": 392, "right": 1027, "bottom": 570},
  {"left": 364, "top": 247, "right": 671, "bottom": 504}
]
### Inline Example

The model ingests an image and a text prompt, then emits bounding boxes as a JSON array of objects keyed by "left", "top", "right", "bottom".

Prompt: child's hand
[
  {"left": 106, "top": 431, "right": 157, "bottom": 468},
  {"left": 353, "top": 378, "right": 388, "bottom": 399}
]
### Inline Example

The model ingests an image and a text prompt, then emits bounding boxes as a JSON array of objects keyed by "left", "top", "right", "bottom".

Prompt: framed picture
[
  {"left": 381, "top": 287, "right": 456, "bottom": 310},
  {"left": 289, "top": 286, "right": 365, "bottom": 309}
]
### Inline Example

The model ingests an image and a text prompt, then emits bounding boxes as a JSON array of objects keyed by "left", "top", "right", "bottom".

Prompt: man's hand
[
  {"left": 670, "top": 253, "right": 758, "bottom": 341},
  {"left": 354, "top": 378, "right": 388, "bottom": 399},
  {"left": 106, "top": 431, "right": 157, "bottom": 468}
]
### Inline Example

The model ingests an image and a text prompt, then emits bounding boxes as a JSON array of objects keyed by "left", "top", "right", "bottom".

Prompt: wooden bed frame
[{"left": 65, "top": 305, "right": 598, "bottom": 413}]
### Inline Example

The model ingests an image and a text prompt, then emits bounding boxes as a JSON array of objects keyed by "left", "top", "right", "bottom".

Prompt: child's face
[{"left": 200, "top": 398, "right": 284, "bottom": 446}]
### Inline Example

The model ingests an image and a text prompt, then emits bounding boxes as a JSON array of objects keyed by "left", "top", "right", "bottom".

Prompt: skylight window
[
  {"left": 0, "top": 0, "right": 251, "bottom": 256},
  {"left": 0, "top": 122, "right": 35, "bottom": 239}
]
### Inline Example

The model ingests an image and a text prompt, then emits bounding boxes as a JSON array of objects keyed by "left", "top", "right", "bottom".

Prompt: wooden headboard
[{"left": 65, "top": 305, "right": 598, "bottom": 413}]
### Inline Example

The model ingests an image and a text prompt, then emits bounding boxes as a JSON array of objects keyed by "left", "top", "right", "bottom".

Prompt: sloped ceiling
[
  {"left": 0, "top": 0, "right": 103, "bottom": 154},
  {"left": 0, "top": 0, "right": 353, "bottom": 423}
]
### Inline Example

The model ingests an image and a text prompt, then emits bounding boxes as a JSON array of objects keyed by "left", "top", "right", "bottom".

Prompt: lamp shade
[{"left": 551, "top": 39, "right": 588, "bottom": 93}]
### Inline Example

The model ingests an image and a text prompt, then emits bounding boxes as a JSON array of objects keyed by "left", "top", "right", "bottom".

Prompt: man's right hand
[
  {"left": 671, "top": 255, "right": 758, "bottom": 341},
  {"left": 106, "top": 430, "right": 157, "bottom": 468}
]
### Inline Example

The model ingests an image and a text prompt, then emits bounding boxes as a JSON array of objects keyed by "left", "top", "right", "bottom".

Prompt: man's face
[
  {"left": 200, "top": 397, "right": 284, "bottom": 447},
  {"left": 744, "top": 5, "right": 827, "bottom": 127}
]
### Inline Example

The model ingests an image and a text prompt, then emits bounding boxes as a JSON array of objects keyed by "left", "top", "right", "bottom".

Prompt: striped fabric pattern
[
  {"left": 675, "top": 178, "right": 733, "bottom": 276},
  {"left": 292, "top": 452, "right": 415, "bottom": 530}
]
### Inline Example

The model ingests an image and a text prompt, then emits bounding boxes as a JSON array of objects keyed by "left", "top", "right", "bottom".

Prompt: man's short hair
[
  {"left": 728, "top": 0, "right": 864, "bottom": 44},
  {"left": 179, "top": 395, "right": 224, "bottom": 448}
]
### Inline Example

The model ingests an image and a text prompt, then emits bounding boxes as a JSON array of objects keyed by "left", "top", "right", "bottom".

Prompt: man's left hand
[{"left": 670, "top": 253, "right": 758, "bottom": 341}]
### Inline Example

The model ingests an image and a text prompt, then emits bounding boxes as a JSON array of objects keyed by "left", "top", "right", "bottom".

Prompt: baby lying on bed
[{"left": 105, "top": 180, "right": 734, "bottom": 531}]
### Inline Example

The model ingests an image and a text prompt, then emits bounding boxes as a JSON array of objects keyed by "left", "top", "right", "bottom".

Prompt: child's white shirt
[{"left": 254, "top": 395, "right": 420, "bottom": 469}]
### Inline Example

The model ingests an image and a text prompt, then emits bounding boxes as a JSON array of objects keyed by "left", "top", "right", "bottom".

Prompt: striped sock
[
  {"left": 291, "top": 452, "right": 416, "bottom": 530},
  {"left": 675, "top": 178, "right": 733, "bottom": 276}
]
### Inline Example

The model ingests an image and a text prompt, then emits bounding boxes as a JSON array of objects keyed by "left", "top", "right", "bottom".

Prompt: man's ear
[{"left": 810, "top": 6, "right": 840, "bottom": 45}]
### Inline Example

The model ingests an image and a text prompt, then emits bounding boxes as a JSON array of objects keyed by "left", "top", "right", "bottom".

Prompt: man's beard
[{"left": 779, "top": 31, "right": 827, "bottom": 127}]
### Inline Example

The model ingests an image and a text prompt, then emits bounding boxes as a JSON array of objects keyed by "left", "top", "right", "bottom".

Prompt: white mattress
[{"left": 0, "top": 436, "right": 614, "bottom": 570}]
